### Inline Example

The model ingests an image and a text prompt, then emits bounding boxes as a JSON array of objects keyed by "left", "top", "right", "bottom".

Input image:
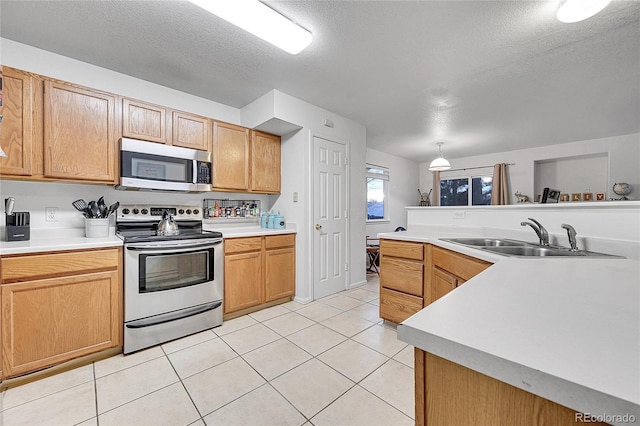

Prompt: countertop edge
[{"left": 397, "top": 325, "right": 640, "bottom": 423}]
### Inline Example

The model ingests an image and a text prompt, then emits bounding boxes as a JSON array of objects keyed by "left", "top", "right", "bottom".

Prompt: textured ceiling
[{"left": 1, "top": 0, "right": 639, "bottom": 162}]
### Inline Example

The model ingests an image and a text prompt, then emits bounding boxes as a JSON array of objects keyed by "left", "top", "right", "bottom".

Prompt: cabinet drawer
[
  {"left": 380, "top": 240, "right": 424, "bottom": 260},
  {"left": 380, "top": 287, "right": 423, "bottom": 324},
  {"left": 265, "top": 234, "right": 295, "bottom": 249},
  {"left": 432, "top": 246, "right": 491, "bottom": 282},
  {"left": 225, "top": 237, "right": 262, "bottom": 254},
  {"left": 1, "top": 248, "right": 120, "bottom": 282},
  {"left": 380, "top": 257, "right": 423, "bottom": 297}
]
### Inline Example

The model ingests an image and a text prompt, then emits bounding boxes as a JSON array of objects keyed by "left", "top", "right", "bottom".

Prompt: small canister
[
  {"left": 274, "top": 214, "right": 286, "bottom": 229},
  {"left": 267, "top": 213, "right": 276, "bottom": 228}
]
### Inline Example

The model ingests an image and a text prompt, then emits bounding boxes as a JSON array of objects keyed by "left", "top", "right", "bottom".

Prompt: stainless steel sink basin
[
  {"left": 482, "top": 246, "right": 623, "bottom": 258},
  {"left": 442, "top": 238, "right": 530, "bottom": 247},
  {"left": 441, "top": 237, "right": 624, "bottom": 258}
]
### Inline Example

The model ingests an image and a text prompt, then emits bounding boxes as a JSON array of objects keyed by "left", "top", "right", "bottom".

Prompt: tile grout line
[{"left": 160, "top": 345, "right": 208, "bottom": 425}]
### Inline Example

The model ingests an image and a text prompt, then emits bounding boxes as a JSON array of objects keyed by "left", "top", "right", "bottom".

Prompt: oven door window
[{"left": 139, "top": 248, "right": 214, "bottom": 293}]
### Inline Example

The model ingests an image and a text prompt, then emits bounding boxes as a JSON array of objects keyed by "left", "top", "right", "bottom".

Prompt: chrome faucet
[
  {"left": 561, "top": 224, "right": 579, "bottom": 251},
  {"left": 520, "top": 218, "right": 549, "bottom": 246}
]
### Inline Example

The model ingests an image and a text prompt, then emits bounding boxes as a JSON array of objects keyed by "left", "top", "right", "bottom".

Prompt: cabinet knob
[{"left": 315, "top": 224, "right": 322, "bottom": 230}]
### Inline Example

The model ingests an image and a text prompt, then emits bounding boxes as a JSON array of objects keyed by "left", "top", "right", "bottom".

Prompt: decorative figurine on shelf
[
  {"left": 514, "top": 191, "right": 530, "bottom": 203},
  {"left": 612, "top": 183, "right": 632, "bottom": 200},
  {"left": 418, "top": 188, "right": 432, "bottom": 206}
]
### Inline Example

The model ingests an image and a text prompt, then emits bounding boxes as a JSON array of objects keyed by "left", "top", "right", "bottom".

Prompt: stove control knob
[
  {"left": 186, "top": 209, "right": 192, "bottom": 215},
  {"left": 141, "top": 209, "right": 148, "bottom": 215},
  {"left": 122, "top": 208, "right": 130, "bottom": 215},
  {"left": 193, "top": 209, "right": 200, "bottom": 215},
  {"left": 132, "top": 208, "right": 139, "bottom": 215},
  {"left": 178, "top": 209, "right": 185, "bottom": 215}
]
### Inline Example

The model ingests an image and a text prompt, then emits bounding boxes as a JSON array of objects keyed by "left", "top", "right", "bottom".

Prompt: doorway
[{"left": 312, "top": 136, "right": 348, "bottom": 300}]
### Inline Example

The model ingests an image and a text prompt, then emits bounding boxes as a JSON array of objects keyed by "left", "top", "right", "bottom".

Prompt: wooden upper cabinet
[
  {"left": 251, "top": 130, "right": 281, "bottom": 193},
  {"left": 0, "top": 66, "right": 33, "bottom": 176},
  {"left": 172, "top": 111, "right": 210, "bottom": 151},
  {"left": 212, "top": 121, "right": 250, "bottom": 191},
  {"left": 122, "top": 98, "right": 167, "bottom": 144},
  {"left": 44, "top": 81, "right": 117, "bottom": 183}
]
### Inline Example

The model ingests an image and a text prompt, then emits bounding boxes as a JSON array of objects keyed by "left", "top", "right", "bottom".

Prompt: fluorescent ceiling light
[
  {"left": 429, "top": 142, "right": 452, "bottom": 171},
  {"left": 189, "top": 0, "right": 312, "bottom": 54},
  {"left": 556, "top": 0, "right": 612, "bottom": 23}
]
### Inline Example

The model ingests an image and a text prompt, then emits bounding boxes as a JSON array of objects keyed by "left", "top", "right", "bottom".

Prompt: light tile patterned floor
[{"left": 0, "top": 275, "right": 415, "bottom": 426}]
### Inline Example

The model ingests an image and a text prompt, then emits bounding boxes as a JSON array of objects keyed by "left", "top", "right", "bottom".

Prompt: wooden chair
[{"left": 366, "top": 236, "right": 380, "bottom": 275}]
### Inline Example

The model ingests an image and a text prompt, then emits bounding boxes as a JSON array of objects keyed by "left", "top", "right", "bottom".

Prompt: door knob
[{"left": 315, "top": 224, "right": 322, "bottom": 230}]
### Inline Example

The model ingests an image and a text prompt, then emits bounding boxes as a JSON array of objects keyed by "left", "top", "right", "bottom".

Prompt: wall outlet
[
  {"left": 453, "top": 211, "right": 466, "bottom": 219},
  {"left": 293, "top": 192, "right": 298, "bottom": 202},
  {"left": 45, "top": 207, "right": 59, "bottom": 222}
]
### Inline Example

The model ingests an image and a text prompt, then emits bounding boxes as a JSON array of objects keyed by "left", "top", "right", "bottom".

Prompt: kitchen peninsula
[{"left": 384, "top": 203, "right": 640, "bottom": 425}]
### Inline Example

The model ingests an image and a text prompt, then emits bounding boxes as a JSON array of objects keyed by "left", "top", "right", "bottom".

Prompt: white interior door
[{"left": 313, "top": 136, "right": 348, "bottom": 300}]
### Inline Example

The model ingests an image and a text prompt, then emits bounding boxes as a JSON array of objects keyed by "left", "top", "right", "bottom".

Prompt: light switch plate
[
  {"left": 453, "top": 211, "right": 466, "bottom": 219},
  {"left": 46, "top": 207, "right": 59, "bottom": 222}
]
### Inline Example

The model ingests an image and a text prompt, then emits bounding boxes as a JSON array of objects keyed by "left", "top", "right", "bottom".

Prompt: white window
[
  {"left": 440, "top": 173, "right": 492, "bottom": 206},
  {"left": 366, "top": 164, "right": 389, "bottom": 222}
]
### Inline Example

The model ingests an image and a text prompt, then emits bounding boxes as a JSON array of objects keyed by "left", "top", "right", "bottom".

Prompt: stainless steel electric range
[{"left": 116, "top": 205, "right": 223, "bottom": 354}]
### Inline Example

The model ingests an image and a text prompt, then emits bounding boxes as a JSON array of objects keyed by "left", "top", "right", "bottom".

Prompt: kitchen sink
[
  {"left": 442, "top": 238, "right": 529, "bottom": 247},
  {"left": 441, "top": 238, "right": 624, "bottom": 258},
  {"left": 482, "top": 245, "right": 623, "bottom": 258}
]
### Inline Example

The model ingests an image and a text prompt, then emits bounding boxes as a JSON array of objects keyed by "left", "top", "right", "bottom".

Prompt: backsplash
[{"left": 0, "top": 180, "right": 272, "bottom": 230}]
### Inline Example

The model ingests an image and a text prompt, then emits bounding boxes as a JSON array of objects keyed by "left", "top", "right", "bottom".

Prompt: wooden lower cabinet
[
  {"left": 415, "top": 350, "right": 606, "bottom": 425},
  {"left": 380, "top": 240, "right": 492, "bottom": 323},
  {"left": 224, "top": 234, "right": 295, "bottom": 316},
  {"left": 379, "top": 239, "right": 425, "bottom": 323},
  {"left": 429, "top": 246, "right": 490, "bottom": 304},
  {"left": 265, "top": 247, "right": 295, "bottom": 301},
  {"left": 224, "top": 250, "right": 263, "bottom": 313},
  {"left": 0, "top": 247, "right": 122, "bottom": 379}
]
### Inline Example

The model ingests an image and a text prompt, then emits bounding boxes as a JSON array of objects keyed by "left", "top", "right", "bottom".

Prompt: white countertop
[
  {"left": 0, "top": 228, "right": 123, "bottom": 255},
  {"left": 384, "top": 231, "right": 640, "bottom": 424},
  {"left": 203, "top": 224, "right": 297, "bottom": 239}
]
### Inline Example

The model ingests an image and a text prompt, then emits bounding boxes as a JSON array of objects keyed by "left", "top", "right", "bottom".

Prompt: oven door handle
[
  {"left": 126, "top": 240, "right": 222, "bottom": 252},
  {"left": 125, "top": 301, "right": 222, "bottom": 329}
]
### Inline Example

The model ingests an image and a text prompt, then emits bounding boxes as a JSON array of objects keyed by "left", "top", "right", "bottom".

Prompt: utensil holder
[
  {"left": 6, "top": 212, "right": 30, "bottom": 241},
  {"left": 85, "top": 218, "right": 109, "bottom": 238}
]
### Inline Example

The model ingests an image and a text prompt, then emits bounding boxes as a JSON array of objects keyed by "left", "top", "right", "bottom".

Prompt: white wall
[
  {"left": 242, "top": 90, "right": 368, "bottom": 303},
  {"left": 1, "top": 39, "right": 239, "bottom": 123},
  {"left": 365, "top": 148, "right": 419, "bottom": 237},
  {"left": 419, "top": 133, "right": 640, "bottom": 203}
]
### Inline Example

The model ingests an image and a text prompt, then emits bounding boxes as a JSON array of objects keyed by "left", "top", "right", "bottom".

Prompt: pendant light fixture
[
  {"left": 428, "top": 142, "right": 451, "bottom": 171},
  {"left": 556, "top": 0, "right": 612, "bottom": 23},
  {"left": 188, "top": 0, "right": 312, "bottom": 54}
]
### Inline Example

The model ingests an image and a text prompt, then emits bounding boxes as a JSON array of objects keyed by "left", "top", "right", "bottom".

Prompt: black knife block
[{"left": 6, "top": 212, "right": 30, "bottom": 241}]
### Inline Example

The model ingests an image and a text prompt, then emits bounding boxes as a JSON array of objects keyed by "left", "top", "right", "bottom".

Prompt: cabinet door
[
  {"left": 44, "top": 81, "right": 117, "bottom": 182},
  {"left": 265, "top": 247, "right": 295, "bottom": 301},
  {"left": 432, "top": 267, "right": 458, "bottom": 304},
  {"left": 224, "top": 251, "right": 263, "bottom": 314},
  {"left": 250, "top": 130, "right": 281, "bottom": 193},
  {"left": 172, "top": 111, "right": 210, "bottom": 151},
  {"left": 122, "top": 98, "right": 167, "bottom": 144},
  {"left": 0, "top": 66, "right": 33, "bottom": 176},
  {"left": 1, "top": 271, "right": 121, "bottom": 378},
  {"left": 212, "top": 121, "right": 250, "bottom": 191}
]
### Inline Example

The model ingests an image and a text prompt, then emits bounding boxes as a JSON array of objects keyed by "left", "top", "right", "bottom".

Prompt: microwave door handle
[{"left": 193, "top": 160, "right": 198, "bottom": 184}]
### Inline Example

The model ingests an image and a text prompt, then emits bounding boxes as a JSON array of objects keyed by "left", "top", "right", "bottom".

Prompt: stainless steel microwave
[{"left": 116, "top": 138, "right": 212, "bottom": 192}]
